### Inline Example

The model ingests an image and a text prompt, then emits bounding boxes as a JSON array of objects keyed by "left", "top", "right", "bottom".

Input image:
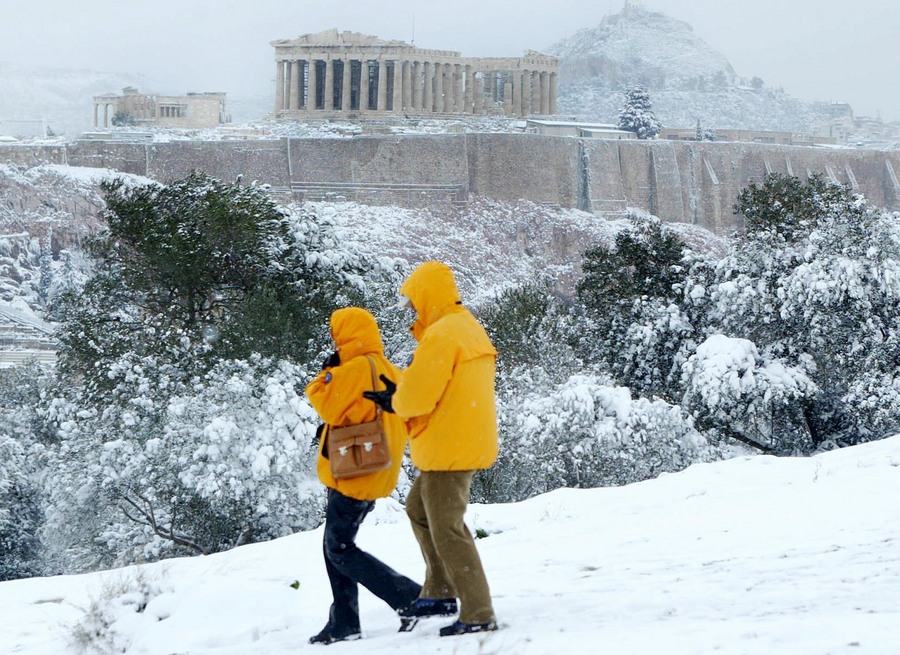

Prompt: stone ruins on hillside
[
  {"left": 271, "top": 28, "right": 558, "bottom": 119},
  {"left": 93, "top": 87, "right": 229, "bottom": 129}
]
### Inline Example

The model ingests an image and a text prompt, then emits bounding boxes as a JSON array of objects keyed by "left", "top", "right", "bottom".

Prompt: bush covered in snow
[
  {"left": 479, "top": 373, "right": 728, "bottom": 502},
  {"left": 575, "top": 174, "right": 900, "bottom": 453}
]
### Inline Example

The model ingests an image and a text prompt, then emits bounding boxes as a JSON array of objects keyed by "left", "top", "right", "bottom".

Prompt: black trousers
[{"left": 321, "top": 488, "right": 422, "bottom": 634}]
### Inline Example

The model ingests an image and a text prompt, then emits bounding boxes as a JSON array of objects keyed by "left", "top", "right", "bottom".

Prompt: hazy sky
[{"left": 2, "top": 0, "right": 897, "bottom": 120}]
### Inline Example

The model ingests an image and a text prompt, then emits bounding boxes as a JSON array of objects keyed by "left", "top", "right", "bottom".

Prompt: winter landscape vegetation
[{"left": 1, "top": 2, "right": 900, "bottom": 654}]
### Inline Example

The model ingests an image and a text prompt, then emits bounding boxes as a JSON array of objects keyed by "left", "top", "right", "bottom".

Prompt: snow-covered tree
[
  {"left": 617, "top": 86, "right": 662, "bottom": 139},
  {"left": 0, "top": 363, "right": 52, "bottom": 579},
  {"left": 490, "top": 373, "right": 726, "bottom": 500},
  {"left": 42, "top": 357, "right": 323, "bottom": 569},
  {"left": 575, "top": 213, "right": 697, "bottom": 402},
  {"left": 40, "top": 174, "right": 403, "bottom": 571},
  {"left": 687, "top": 174, "right": 900, "bottom": 450},
  {"left": 681, "top": 335, "right": 818, "bottom": 453},
  {"left": 569, "top": 174, "right": 900, "bottom": 455}
]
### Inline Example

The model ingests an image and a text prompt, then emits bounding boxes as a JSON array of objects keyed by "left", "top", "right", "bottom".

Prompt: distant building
[
  {"left": 660, "top": 128, "right": 836, "bottom": 146},
  {"left": 525, "top": 119, "right": 636, "bottom": 139},
  {"left": 271, "top": 28, "right": 558, "bottom": 119},
  {"left": 93, "top": 87, "right": 229, "bottom": 129}
]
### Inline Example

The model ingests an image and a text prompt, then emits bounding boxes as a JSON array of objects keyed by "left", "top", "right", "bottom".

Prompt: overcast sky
[{"left": 2, "top": 0, "right": 897, "bottom": 121}]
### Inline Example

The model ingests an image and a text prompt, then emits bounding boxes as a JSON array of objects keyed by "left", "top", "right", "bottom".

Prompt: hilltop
[{"left": 547, "top": 3, "right": 838, "bottom": 132}]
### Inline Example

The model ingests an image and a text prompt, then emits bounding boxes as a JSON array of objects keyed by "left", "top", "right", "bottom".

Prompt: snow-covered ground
[{"left": 2, "top": 435, "right": 898, "bottom": 655}]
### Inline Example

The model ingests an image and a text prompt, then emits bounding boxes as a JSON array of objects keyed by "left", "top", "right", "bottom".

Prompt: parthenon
[{"left": 271, "top": 29, "right": 558, "bottom": 119}]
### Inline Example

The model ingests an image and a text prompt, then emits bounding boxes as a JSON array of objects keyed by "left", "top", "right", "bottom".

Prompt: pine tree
[{"left": 617, "top": 86, "right": 662, "bottom": 139}]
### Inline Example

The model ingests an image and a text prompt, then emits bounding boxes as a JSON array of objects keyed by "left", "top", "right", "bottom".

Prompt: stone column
[
  {"left": 549, "top": 72, "right": 557, "bottom": 115},
  {"left": 454, "top": 64, "right": 464, "bottom": 114},
  {"left": 289, "top": 61, "right": 300, "bottom": 111},
  {"left": 309, "top": 58, "right": 319, "bottom": 110},
  {"left": 502, "top": 76, "right": 512, "bottom": 114},
  {"left": 341, "top": 58, "right": 352, "bottom": 112},
  {"left": 424, "top": 61, "right": 434, "bottom": 112},
  {"left": 377, "top": 59, "right": 388, "bottom": 111},
  {"left": 464, "top": 65, "right": 474, "bottom": 114},
  {"left": 324, "top": 58, "right": 334, "bottom": 111},
  {"left": 511, "top": 70, "right": 522, "bottom": 117},
  {"left": 275, "top": 60, "right": 285, "bottom": 113},
  {"left": 448, "top": 64, "right": 457, "bottom": 111},
  {"left": 434, "top": 62, "right": 444, "bottom": 112},
  {"left": 392, "top": 61, "right": 402, "bottom": 112},
  {"left": 402, "top": 60, "right": 412, "bottom": 110},
  {"left": 531, "top": 70, "right": 540, "bottom": 114},
  {"left": 540, "top": 71, "right": 551, "bottom": 114},
  {"left": 474, "top": 77, "right": 485, "bottom": 114},
  {"left": 412, "top": 61, "right": 423, "bottom": 111},
  {"left": 360, "top": 60, "right": 370, "bottom": 112}
]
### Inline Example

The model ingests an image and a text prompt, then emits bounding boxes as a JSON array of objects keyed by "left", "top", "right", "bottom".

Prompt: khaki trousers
[{"left": 406, "top": 470, "right": 495, "bottom": 624}]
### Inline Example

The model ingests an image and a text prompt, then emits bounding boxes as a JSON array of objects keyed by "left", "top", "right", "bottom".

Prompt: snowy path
[{"left": 2, "top": 437, "right": 899, "bottom": 654}]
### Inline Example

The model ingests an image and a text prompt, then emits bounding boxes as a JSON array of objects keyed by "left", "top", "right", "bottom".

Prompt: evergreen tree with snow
[
  {"left": 617, "top": 86, "right": 662, "bottom": 139},
  {"left": 41, "top": 173, "right": 396, "bottom": 570}
]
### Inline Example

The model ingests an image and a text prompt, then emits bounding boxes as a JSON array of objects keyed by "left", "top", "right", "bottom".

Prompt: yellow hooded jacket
[
  {"left": 306, "top": 307, "right": 408, "bottom": 501},
  {"left": 393, "top": 261, "right": 499, "bottom": 471}
]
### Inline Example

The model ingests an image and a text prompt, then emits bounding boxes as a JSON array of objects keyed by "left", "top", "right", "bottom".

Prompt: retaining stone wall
[{"left": 2, "top": 136, "right": 899, "bottom": 235}]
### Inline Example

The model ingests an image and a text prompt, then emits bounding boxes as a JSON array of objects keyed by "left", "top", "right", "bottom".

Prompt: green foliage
[
  {"left": 110, "top": 111, "right": 137, "bottom": 127},
  {"left": 577, "top": 215, "right": 686, "bottom": 313},
  {"left": 617, "top": 87, "right": 662, "bottom": 139},
  {"left": 734, "top": 173, "right": 863, "bottom": 242},
  {"left": 574, "top": 215, "right": 694, "bottom": 400},
  {"left": 0, "top": 364, "right": 52, "bottom": 580},
  {"left": 53, "top": 172, "right": 345, "bottom": 392},
  {"left": 480, "top": 280, "right": 574, "bottom": 376}
]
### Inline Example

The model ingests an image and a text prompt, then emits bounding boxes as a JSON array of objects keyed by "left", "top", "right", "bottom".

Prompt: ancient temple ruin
[
  {"left": 271, "top": 29, "right": 558, "bottom": 119},
  {"left": 93, "top": 87, "right": 228, "bottom": 129}
]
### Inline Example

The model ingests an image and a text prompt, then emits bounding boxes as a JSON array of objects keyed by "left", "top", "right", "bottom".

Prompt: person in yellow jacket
[
  {"left": 364, "top": 261, "right": 500, "bottom": 637},
  {"left": 305, "top": 307, "right": 421, "bottom": 645}
]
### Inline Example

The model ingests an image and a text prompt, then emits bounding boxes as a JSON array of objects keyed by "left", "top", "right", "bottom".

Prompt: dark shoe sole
[
  {"left": 397, "top": 598, "right": 458, "bottom": 620},
  {"left": 309, "top": 632, "right": 361, "bottom": 645},
  {"left": 439, "top": 621, "right": 499, "bottom": 637}
]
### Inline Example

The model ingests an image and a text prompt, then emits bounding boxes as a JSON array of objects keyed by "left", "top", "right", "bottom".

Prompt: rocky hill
[{"left": 548, "top": 3, "right": 837, "bottom": 132}]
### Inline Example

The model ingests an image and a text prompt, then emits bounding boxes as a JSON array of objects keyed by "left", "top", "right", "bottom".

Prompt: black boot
[
  {"left": 397, "top": 597, "right": 458, "bottom": 632},
  {"left": 308, "top": 625, "right": 362, "bottom": 645},
  {"left": 439, "top": 620, "right": 499, "bottom": 637}
]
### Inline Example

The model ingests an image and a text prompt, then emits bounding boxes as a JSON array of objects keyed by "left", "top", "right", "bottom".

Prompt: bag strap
[{"left": 364, "top": 356, "right": 382, "bottom": 420}]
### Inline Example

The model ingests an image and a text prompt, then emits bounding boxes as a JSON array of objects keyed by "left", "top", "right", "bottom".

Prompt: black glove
[
  {"left": 321, "top": 351, "right": 340, "bottom": 370},
  {"left": 362, "top": 374, "right": 397, "bottom": 414}
]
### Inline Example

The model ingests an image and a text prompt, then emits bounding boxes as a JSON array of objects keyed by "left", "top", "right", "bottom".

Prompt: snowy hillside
[
  {"left": 550, "top": 3, "right": 735, "bottom": 88},
  {"left": 2, "top": 433, "right": 898, "bottom": 654},
  {"left": 0, "top": 162, "right": 728, "bottom": 313},
  {"left": 548, "top": 4, "right": 835, "bottom": 132}
]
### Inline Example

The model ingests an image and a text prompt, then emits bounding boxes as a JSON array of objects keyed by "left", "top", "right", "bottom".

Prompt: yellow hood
[
  {"left": 330, "top": 307, "right": 384, "bottom": 360},
  {"left": 400, "top": 261, "right": 462, "bottom": 339}
]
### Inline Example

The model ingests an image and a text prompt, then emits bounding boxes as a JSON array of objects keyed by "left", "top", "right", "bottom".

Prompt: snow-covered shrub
[
  {"left": 43, "top": 357, "right": 322, "bottom": 569},
  {"left": 575, "top": 213, "right": 701, "bottom": 402},
  {"left": 681, "top": 335, "right": 818, "bottom": 453},
  {"left": 69, "top": 568, "right": 168, "bottom": 655},
  {"left": 478, "top": 373, "right": 724, "bottom": 502},
  {"left": 696, "top": 175, "right": 900, "bottom": 449},
  {"left": 0, "top": 363, "right": 52, "bottom": 580},
  {"left": 0, "top": 433, "right": 43, "bottom": 580}
]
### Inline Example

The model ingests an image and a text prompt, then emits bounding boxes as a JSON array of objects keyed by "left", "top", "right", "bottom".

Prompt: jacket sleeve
[
  {"left": 392, "top": 328, "right": 456, "bottom": 420},
  {"left": 305, "top": 358, "right": 376, "bottom": 427}
]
